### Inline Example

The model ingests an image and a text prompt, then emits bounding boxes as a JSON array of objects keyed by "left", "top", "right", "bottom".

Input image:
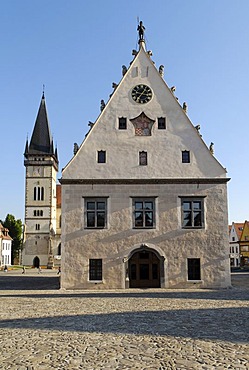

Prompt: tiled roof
[
  {"left": 56, "top": 184, "right": 61, "bottom": 208},
  {"left": 0, "top": 223, "right": 13, "bottom": 240},
  {"left": 233, "top": 223, "right": 244, "bottom": 239}
]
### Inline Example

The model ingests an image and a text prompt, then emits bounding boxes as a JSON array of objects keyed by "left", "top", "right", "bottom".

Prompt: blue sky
[{"left": 1, "top": 0, "right": 248, "bottom": 223}]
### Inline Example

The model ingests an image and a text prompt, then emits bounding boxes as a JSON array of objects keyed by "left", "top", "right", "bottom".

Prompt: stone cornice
[{"left": 59, "top": 178, "right": 230, "bottom": 185}]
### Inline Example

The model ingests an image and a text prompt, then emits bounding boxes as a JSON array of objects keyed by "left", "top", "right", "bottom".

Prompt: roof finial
[
  {"left": 137, "top": 20, "right": 145, "bottom": 44},
  {"left": 42, "top": 84, "right": 45, "bottom": 99}
]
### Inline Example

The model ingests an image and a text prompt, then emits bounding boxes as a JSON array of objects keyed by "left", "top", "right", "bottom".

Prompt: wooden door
[{"left": 129, "top": 250, "right": 160, "bottom": 288}]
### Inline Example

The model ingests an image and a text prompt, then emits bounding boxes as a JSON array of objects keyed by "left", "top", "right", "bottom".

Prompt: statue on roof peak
[{"left": 137, "top": 20, "right": 145, "bottom": 41}]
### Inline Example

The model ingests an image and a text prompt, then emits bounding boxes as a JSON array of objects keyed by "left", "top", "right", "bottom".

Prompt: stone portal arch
[
  {"left": 123, "top": 244, "right": 167, "bottom": 288},
  {"left": 33, "top": 256, "right": 40, "bottom": 268}
]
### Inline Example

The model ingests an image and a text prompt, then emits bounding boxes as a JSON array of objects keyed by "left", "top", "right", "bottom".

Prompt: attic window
[
  {"left": 182, "top": 151, "right": 190, "bottom": 163},
  {"left": 97, "top": 150, "right": 106, "bottom": 163},
  {"left": 119, "top": 117, "right": 127, "bottom": 130},
  {"left": 139, "top": 151, "right": 147, "bottom": 166},
  {"left": 158, "top": 117, "right": 166, "bottom": 129}
]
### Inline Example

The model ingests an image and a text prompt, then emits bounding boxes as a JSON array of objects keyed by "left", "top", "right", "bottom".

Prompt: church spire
[{"left": 28, "top": 93, "right": 56, "bottom": 159}]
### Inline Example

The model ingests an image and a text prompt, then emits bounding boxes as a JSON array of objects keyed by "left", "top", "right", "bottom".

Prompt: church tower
[{"left": 23, "top": 93, "right": 60, "bottom": 268}]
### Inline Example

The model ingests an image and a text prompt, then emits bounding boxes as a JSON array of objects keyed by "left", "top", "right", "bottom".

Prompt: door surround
[{"left": 123, "top": 243, "right": 167, "bottom": 288}]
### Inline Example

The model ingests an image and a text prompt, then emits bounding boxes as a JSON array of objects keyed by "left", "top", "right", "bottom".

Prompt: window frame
[
  {"left": 132, "top": 198, "right": 156, "bottom": 229},
  {"left": 187, "top": 258, "right": 201, "bottom": 281},
  {"left": 158, "top": 117, "right": 166, "bottom": 130},
  {"left": 34, "top": 186, "right": 44, "bottom": 201},
  {"left": 180, "top": 197, "right": 205, "bottom": 229},
  {"left": 118, "top": 117, "right": 127, "bottom": 130},
  {"left": 85, "top": 198, "right": 108, "bottom": 229},
  {"left": 89, "top": 259, "right": 103, "bottom": 281},
  {"left": 182, "top": 150, "right": 190, "bottom": 163},
  {"left": 139, "top": 151, "right": 148, "bottom": 166},
  {"left": 97, "top": 150, "right": 106, "bottom": 163}
]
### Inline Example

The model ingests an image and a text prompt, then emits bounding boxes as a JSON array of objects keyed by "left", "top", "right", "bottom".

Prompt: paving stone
[{"left": 0, "top": 270, "right": 249, "bottom": 369}]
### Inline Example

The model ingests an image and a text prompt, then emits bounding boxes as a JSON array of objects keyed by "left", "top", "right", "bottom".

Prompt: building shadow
[{"left": 0, "top": 307, "right": 248, "bottom": 343}]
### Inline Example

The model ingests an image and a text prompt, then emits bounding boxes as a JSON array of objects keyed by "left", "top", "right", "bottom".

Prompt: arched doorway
[
  {"left": 128, "top": 249, "right": 160, "bottom": 288},
  {"left": 33, "top": 256, "right": 40, "bottom": 268}
]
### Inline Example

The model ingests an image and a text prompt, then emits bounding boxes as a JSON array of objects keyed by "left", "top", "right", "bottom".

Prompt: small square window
[
  {"left": 119, "top": 117, "right": 127, "bottom": 129},
  {"left": 89, "top": 259, "right": 102, "bottom": 280},
  {"left": 187, "top": 258, "right": 201, "bottom": 280},
  {"left": 182, "top": 150, "right": 190, "bottom": 163},
  {"left": 97, "top": 150, "right": 106, "bottom": 163},
  {"left": 158, "top": 117, "right": 166, "bottom": 129},
  {"left": 139, "top": 151, "right": 147, "bottom": 165}
]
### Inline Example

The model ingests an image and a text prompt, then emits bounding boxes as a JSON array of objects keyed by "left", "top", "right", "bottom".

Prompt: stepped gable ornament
[
  {"left": 130, "top": 112, "right": 155, "bottom": 136},
  {"left": 183, "top": 102, "right": 188, "bottom": 113},
  {"left": 100, "top": 99, "right": 105, "bottom": 111},
  {"left": 73, "top": 143, "right": 79, "bottom": 155},
  {"left": 122, "top": 65, "right": 127, "bottom": 76},
  {"left": 137, "top": 20, "right": 145, "bottom": 42},
  {"left": 159, "top": 65, "right": 164, "bottom": 77}
]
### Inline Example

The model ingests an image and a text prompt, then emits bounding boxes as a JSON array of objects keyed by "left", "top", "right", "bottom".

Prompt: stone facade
[
  {"left": 60, "top": 32, "right": 230, "bottom": 289},
  {"left": 23, "top": 95, "right": 61, "bottom": 268}
]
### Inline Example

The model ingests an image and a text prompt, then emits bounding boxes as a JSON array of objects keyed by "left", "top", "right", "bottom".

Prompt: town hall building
[{"left": 60, "top": 23, "right": 231, "bottom": 289}]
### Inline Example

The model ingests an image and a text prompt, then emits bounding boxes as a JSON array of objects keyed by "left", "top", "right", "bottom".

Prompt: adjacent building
[
  {"left": 229, "top": 222, "right": 243, "bottom": 267},
  {"left": 22, "top": 93, "right": 61, "bottom": 268},
  {"left": 0, "top": 223, "right": 12, "bottom": 267},
  {"left": 239, "top": 221, "right": 249, "bottom": 266},
  {"left": 60, "top": 25, "right": 231, "bottom": 289}
]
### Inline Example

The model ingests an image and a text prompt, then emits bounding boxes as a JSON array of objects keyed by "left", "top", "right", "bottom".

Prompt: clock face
[{"left": 131, "top": 84, "right": 153, "bottom": 104}]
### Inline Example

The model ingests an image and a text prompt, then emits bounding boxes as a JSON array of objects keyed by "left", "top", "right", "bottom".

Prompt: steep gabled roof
[
  {"left": 56, "top": 184, "right": 61, "bottom": 208},
  {"left": 62, "top": 26, "right": 228, "bottom": 182},
  {"left": 0, "top": 223, "right": 13, "bottom": 241},
  {"left": 234, "top": 223, "right": 244, "bottom": 240},
  {"left": 240, "top": 221, "right": 249, "bottom": 242}
]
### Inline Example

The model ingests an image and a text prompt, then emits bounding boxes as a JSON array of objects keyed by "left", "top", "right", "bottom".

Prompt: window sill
[
  {"left": 187, "top": 280, "right": 203, "bottom": 284},
  {"left": 88, "top": 280, "right": 103, "bottom": 284},
  {"left": 182, "top": 227, "right": 204, "bottom": 230},
  {"left": 85, "top": 227, "right": 106, "bottom": 230},
  {"left": 133, "top": 227, "right": 156, "bottom": 229}
]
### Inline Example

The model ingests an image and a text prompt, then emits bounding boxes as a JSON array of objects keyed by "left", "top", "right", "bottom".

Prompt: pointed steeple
[
  {"left": 28, "top": 93, "right": 54, "bottom": 155},
  {"left": 24, "top": 136, "right": 29, "bottom": 156}
]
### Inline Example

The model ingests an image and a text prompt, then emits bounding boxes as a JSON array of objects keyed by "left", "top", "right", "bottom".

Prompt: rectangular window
[
  {"left": 139, "top": 151, "right": 147, "bottom": 165},
  {"left": 188, "top": 258, "right": 201, "bottom": 280},
  {"left": 158, "top": 117, "right": 166, "bottom": 129},
  {"left": 89, "top": 259, "right": 102, "bottom": 280},
  {"left": 35, "top": 224, "right": 40, "bottom": 230},
  {"left": 97, "top": 150, "right": 106, "bottom": 163},
  {"left": 119, "top": 117, "right": 127, "bottom": 129},
  {"left": 85, "top": 199, "right": 107, "bottom": 228},
  {"left": 182, "top": 150, "right": 190, "bottom": 163},
  {"left": 133, "top": 199, "right": 155, "bottom": 228},
  {"left": 181, "top": 198, "right": 204, "bottom": 228}
]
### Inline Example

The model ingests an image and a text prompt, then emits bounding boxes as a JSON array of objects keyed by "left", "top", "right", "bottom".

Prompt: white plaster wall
[{"left": 61, "top": 182, "right": 231, "bottom": 290}]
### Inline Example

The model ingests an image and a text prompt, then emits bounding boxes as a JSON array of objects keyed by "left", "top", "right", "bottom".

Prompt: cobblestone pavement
[{"left": 0, "top": 270, "right": 248, "bottom": 370}]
